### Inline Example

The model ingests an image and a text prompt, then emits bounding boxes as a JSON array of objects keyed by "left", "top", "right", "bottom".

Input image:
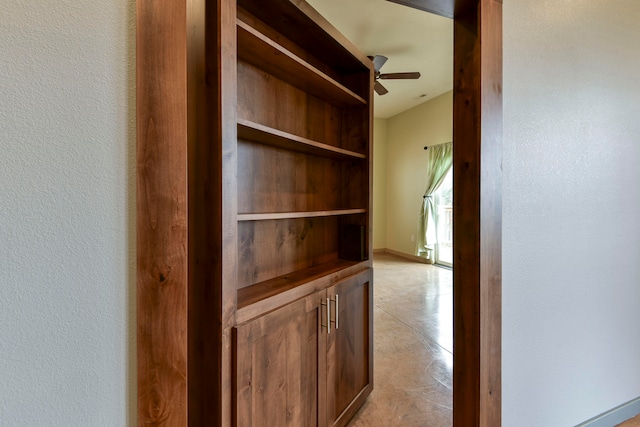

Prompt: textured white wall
[
  {"left": 3, "top": 0, "right": 639, "bottom": 425},
  {"left": 503, "top": 1, "right": 640, "bottom": 425},
  {"left": 385, "top": 91, "right": 452, "bottom": 255},
  {"left": 0, "top": 0, "right": 136, "bottom": 425},
  {"left": 373, "top": 118, "right": 388, "bottom": 249}
]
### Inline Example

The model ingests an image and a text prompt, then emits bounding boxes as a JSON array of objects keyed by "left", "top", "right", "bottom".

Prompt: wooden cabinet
[
  {"left": 235, "top": 1, "right": 372, "bottom": 312},
  {"left": 326, "top": 270, "right": 373, "bottom": 427},
  {"left": 234, "top": 270, "right": 372, "bottom": 427},
  {"left": 230, "top": 1, "right": 373, "bottom": 425},
  {"left": 136, "top": 0, "right": 373, "bottom": 425},
  {"left": 234, "top": 293, "right": 322, "bottom": 427}
]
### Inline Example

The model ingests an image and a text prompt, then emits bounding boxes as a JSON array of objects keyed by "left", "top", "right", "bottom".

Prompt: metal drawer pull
[
  {"left": 335, "top": 294, "right": 339, "bottom": 329},
  {"left": 330, "top": 294, "right": 339, "bottom": 330},
  {"left": 321, "top": 297, "right": 331, "bottom": 334}
]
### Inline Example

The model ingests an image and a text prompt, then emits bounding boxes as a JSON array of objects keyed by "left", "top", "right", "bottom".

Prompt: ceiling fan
[{"left": 369, "top": 55, "right": 421, "bottom": 95}]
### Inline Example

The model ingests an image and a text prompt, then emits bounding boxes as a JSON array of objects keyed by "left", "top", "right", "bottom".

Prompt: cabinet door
[
  {"left": 234, "top": 293, "right": 325, "bottom": 427},
  {"left": 326, "top": 269, "right": 373, "bottom": 427}
]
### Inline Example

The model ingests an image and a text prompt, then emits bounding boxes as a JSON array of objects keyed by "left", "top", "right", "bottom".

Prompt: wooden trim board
[
  {"left": 136, "top": 0, "right": 188, "bottom": 424},
  {"left": 373, "top": 248, "right": 433, "bottom": 264},
  {"left": 452, "top": 0, "right": 502, "bottom": 426},
  {"left": 576, "top": 397, "right": 640, "bottom": 427}
]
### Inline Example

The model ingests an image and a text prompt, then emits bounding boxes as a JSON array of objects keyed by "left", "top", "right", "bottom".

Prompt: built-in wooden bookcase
[
  {"left": 137, "top": 0, "right": 374, "bottom": 425},
  {"left": 231, "top": 2, "right": 374, "bottom": 425},
  {"left": 234, "top": 1, "right": 373, "bottom": 322}
]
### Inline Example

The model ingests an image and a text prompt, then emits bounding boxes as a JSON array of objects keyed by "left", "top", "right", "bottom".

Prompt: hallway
[{"left": 348, "top": 253, "right": 453, "bottom": 426}]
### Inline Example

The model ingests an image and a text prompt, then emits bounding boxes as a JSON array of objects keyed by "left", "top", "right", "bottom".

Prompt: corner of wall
[{"left": 373, "top": 117, "right": 388, "bottom": 250}]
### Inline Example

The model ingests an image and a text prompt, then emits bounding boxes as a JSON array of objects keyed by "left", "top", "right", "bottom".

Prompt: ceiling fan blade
[
  {"left": 379, "top": 72, "right": 421, "bottom": 80},
  {"left": 369, "top": 55, "right": 389, "bottom": 73},
  {"left": 374, "top": 81, "right": 389, "bottom": 95}
]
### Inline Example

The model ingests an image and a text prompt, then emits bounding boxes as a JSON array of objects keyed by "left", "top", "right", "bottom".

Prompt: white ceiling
[{"left": 306, "top": 0, "right": 453, "bottom": 119}]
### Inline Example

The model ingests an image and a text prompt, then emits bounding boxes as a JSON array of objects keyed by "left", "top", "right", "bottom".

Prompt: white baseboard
[
  {"left": 373, "top": 248, "right": 432, "bottom": 264},
  {"left": 576, "top": 396, "right": 640, "bottom": 427}
]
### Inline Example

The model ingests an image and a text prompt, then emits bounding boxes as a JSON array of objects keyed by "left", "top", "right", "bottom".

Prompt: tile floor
[
  {"left": 347, "top": 253, "right": 453, "bottom": 426},
  {"left": 346, "top": 253, "right": 640, "bottom": 427}
]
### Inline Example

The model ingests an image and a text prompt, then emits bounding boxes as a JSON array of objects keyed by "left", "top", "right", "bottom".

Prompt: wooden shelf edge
[
  {"left": 236, "top": 260, "right": 370, "bottom": 324},
  {"left": 237, "top": 0, "right": 373, "bottom": 71},
  {"left": 237, "top": 209, "right": 366, "bottom": 222},
  {"left": 237, "top": 20, "right": 367, "bottom": 107},
  {"left": 238, "top": 119, "right": 367, "bottom": 159}
]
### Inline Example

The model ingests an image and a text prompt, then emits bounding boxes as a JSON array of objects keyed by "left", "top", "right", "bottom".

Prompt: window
[{"left": 434, "top": 167, "right": 452, "bottom": 266}]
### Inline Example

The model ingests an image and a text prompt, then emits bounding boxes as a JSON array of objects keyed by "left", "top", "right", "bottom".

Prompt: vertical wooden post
[
  {"left": 137, "top": 0, "right": 189, "bottom": 425},
  {"left": 138, "top": 0, "right": 234, "bottom": 425},
  {"left": 453, "top": 0, "right": 502, "bottom": 426},
  {"left": 221, "top": 0, "right": 240, "bottom": 421},
  {"left": 186, "top": 0, "right": 227, "bottom": 425}
]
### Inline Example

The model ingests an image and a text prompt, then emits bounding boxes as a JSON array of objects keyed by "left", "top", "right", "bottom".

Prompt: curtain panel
[{"left": 416, "top": 141, "right": 453, "bottom": 258}]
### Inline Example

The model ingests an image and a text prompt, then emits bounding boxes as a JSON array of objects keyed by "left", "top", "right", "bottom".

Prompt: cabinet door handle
[
  {"left": 330, "top": 294, "right": 339, "bottom": 330},
  {"left": 321, "top": 297, "right": 331, "bottom": 334},
  {"left": 327, "top": 297, "right": 331, "bottom": 334}
]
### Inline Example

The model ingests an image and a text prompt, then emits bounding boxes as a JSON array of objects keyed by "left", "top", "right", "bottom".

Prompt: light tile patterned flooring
[
  {"left": 345, "top": 253, "right": 640, "bottom": 426},
  {"left": 348, "top": 253, "right": 453, "bottom": 426}
]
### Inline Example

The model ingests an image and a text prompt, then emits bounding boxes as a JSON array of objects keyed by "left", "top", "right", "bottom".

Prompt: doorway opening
[
  {"left": 305, "top": 0, "right": 502, "bottom": 425},
  {"left": 305, "top": 0, "right": 455, "bottom": 424}
]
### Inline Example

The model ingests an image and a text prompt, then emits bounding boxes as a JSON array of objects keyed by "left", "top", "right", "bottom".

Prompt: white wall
[
  {"left": 384, "top": 91, "right": 453, "bottom": 256},
  {"left": 0, "top": 0, "right": 135, "bottom": 425},
  {"left": 503, "top": 1, "right": 640, "bottom": 425},
  {"left": 2, "top": 0, "right": 639, "bottom": 425},
  {"left": 373, "top": 118, "right": 388, "bottom": 249}
]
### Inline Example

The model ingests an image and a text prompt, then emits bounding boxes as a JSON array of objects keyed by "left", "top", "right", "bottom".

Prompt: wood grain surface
[
  {"left": 326, "top": 270, "right": 373, "bottom": 427},
  {"left": 234, "top": 293, "right": 322, "bottom": 427},
  {"left": 453, "top": 0, "right": 503, "bottom": 426},
  {"left": 237, "top": 217, "right": 340, "bottom": 289},
  {"left": 237, "top": 119, "right": 366, "bottom": 159},
  {"left": 237, "top": 141, "right": 367, "bottom": 214},
  {"left": 136, "top": 0, "right": 188, "bottom": 425},
  {"left": 138, "top": 1, "right": 374, "bottom": 426},
  {"left": 237, "top": 20, "right": 366, "bottom": 106}
]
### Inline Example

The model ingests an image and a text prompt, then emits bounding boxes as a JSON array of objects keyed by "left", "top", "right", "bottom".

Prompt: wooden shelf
[
  {"left": 237, "top": 19, "right": 367, "bottom": 107},
  {"left": 238, "top": 119, "right": 366, "bottom": 159},
  {"left": 237, "top": 209, "right": 365, "bottom": 222},
  {"left": 236, "top": 259, "right": 367, "bottom": 321}
]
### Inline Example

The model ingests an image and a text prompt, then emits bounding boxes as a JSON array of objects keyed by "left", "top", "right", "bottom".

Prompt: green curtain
[{"left": 416, "top": 141, "right": 453, "bottom": 258}]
